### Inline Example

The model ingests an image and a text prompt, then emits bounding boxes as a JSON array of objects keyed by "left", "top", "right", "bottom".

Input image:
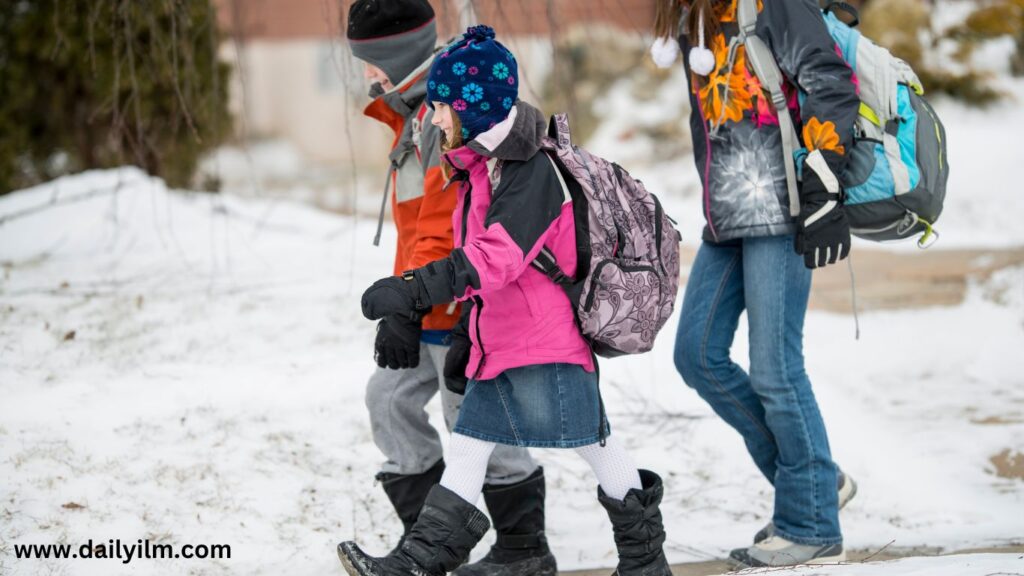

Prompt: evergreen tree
[{"left": 0, "top": 0, "right": 230, "bottom": 194}]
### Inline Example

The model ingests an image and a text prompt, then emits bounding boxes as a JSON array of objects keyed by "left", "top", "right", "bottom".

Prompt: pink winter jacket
[{"left": 443, "top": 102, "right": 594, "bottom": 380}]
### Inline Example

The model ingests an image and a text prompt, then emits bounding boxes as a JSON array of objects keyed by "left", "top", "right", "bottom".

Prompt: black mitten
[
  {"left": 374, "top": 315, "right": 422, "bottom": 370},
  {"left": 361, "top": 275, "right": 421, "bottom": 321},
  {"left": 795, "top": 150, "right": 852, "bottom": 269},
  {"left": 361, "top": 258, "right": 462, "bottom": 321}
]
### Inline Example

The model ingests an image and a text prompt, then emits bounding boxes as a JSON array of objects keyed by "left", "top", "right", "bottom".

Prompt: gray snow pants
[{"left": 365, "top": 342, "right": 538, "bottom": 485}]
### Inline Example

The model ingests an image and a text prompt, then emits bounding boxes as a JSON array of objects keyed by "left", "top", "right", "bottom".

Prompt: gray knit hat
[{"left": 347, "top": 0, "right": 437, "bottom": 86}]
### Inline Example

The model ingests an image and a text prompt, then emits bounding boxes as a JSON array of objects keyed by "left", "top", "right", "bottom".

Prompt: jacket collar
[
  {"left": 466, "top": 101, "right": 547, "bottom": 162},
  {"left": 362, "top": 54, "right": 434, "bottom": 133},
  {"left": 443, "top": 101, "right": 548, "bottom": 176}
]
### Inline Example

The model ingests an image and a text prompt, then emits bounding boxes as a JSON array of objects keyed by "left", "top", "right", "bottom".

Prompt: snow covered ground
[
  {"left": 732, "top": 553, "right": 1023, "bottom": 576},
  {"left": 0, "top": 164, "right": 1021, "bottom": 575}
]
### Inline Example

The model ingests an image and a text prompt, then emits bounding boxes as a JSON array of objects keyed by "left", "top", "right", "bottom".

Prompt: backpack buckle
[{"left": 549, "top": 270, "right": 569, "bottom": 285}]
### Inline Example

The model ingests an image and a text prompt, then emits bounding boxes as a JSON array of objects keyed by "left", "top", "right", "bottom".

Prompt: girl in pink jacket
[{"left": 338, "top": 26, "right": 671, "bottom": 576}]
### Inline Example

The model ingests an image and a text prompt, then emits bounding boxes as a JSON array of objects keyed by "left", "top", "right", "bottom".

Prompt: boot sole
[
  {"left": 337, "top": 543, "right": 368, "bottom": 576},
  {"left": 727, "top": 548, "right": 846, "bottom": 569},
  {"left": 337, "top": 546, "right": 359, "bottom": 576},
  {"left": 451, "top": 555, "right": 558, "bottom": 576},
  {"left": 806, "top": 551, "right": 847, "bottom": 564}
]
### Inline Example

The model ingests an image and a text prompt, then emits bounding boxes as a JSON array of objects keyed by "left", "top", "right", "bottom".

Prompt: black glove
[
  {"left": 374, "top": 315, "right": 422, "bottom": 370},
  {"left": 361, "top": 275, "right": 423, "bottom": 321},
  {"left": 361, "top": 258, "right": 462, "bottom": 321},
  {"left": 795, "top": 150, "right": 851, "bottom": 269},
  {"left": 443, "top": 306, "right": 473, "bottom": 394}
]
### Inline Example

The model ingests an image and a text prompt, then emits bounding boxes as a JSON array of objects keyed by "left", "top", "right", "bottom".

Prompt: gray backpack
[{"left": 531, "top": 114, "right": 682, "bottom": 358}]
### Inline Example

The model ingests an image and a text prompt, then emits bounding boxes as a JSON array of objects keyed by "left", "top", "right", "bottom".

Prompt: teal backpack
[{"left": 738, "top": 0, "right": 949, "bottom": 246}]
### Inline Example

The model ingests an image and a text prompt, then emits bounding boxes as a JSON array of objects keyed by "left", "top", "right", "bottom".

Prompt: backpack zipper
[
  {"left": 583, "top": 260, "right": 658, "bottom": 313},
  {"left": 919, "top": 98, "right": 945, "bottom": 172},
  {"left": 652, "top": 194, "right": 666, "bottom": 275},
  {"left": 849, "top": 210, "right": 917, "bottom": 236}
]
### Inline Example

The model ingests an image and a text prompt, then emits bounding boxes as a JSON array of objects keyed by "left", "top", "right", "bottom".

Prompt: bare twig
[
  {"left": 323, "top": 0, "right": 364, "bottom": 293},
  {"left": 492, "top": 0, "right": 543, "bottom": 103},
  {"left": 121, "top": 1, "right": 149, "bottom": 169},
  {"left": 166, "top": 0, "right": 203, "bottom": 144},
  {"left": 0, "top": 187, "right": 120, "bottom": 227},
  {"left": 87, "top": 0, "right": 103, "bottom": 75},
  {"left": 861, "top": 539, "right": 897, "bottom": 562},
  {"left": 50, "top": 0, "right": 67, "bottom": 61}
]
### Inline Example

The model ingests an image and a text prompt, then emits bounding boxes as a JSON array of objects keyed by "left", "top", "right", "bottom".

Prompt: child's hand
[
  {"left": 361, "top": 276, "right": 420, "bottom": 320},
  {"left": 795, "top": 150, "right": 851, "bottom": 270},
  {"left": 443, "top": 322, "right": 471, "bottom": 393},
  {"left": 374, "top": 315, "right": 422, "bottom": 369}
]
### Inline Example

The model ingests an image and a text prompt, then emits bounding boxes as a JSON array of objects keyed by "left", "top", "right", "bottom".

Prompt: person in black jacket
[{"left": 655, "top": 0, "right": 860, "bottom": 567}]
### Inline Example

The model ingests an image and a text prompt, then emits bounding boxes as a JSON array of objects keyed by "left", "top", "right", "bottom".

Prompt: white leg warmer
[
  {"left": 440, "top": 433, "right": 497, "bottom": 505},
  {"left": 575, "top": 435, "right": 642, "bottom": 501}
]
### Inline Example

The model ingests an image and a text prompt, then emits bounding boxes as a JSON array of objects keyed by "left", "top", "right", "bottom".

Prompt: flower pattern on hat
[{"left": 426, "top": 25, "right": 518, "bottom": 141}]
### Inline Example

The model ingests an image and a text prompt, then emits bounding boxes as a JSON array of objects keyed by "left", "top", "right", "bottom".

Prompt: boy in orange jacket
[{"left": 344, "top": 2, "right": 556, "bottom": 575}]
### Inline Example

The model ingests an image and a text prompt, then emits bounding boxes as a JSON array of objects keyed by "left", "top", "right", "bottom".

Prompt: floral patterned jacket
[{"left": 680, "top": 0, "right": 860, "bottom": 243}]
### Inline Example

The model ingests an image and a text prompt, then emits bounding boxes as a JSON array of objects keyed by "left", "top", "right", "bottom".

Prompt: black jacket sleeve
[{"left": 760, "top": 0, "right": 860, "bottom": 170}]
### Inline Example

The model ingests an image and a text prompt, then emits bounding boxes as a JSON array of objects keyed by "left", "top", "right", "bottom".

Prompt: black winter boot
[
  {"left": 378, "top": 459, "right": 446, "bottom": 553},
  {"left": 452, "top": 467, "right": 557, "bottom": 576},
  {"left": 597, "top": 470, "right": 672, "bottom": 576},
  {"left": 338, "top": 485, "right": 490, "bottom": 576}
]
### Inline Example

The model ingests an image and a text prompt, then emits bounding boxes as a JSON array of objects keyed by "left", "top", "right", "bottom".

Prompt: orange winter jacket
[{"left": 364, "top": 61, "right": 460, "bottom": 333}]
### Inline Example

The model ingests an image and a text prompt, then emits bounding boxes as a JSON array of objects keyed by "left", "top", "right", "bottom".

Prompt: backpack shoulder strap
[
  {"left": 738, "top": 0, "right": 802, "bottom": 218},
  {"left": 529, "top": 151, "right": 573, "bottom": 285},
  {"left": 737, "top": 0, "right": 759, "bottom": 36},
  {"left": 546, "top": 113, "right": 572, "bottom": 150}
]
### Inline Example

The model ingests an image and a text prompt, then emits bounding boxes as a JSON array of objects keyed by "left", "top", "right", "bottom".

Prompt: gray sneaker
[
  {"left": 729, "top": 535, "right": 846, "bottom": 568},
  {"left": 753, "top": 470, "right": 858, "bottom": 544}
]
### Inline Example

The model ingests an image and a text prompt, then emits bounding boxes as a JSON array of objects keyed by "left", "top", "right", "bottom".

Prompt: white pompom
[
  {"left": 650, "top": 36, "right": 680, "bottom": 69},
  {"left": 689, "top": 46, "right": 716, "bottom": 76}
]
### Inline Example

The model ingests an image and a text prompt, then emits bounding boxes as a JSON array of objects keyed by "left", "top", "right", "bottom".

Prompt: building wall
[
  {"left": 222, "top": 38, "right": 392, "bottom": 165},
  {"left": 214, "top": 0, "right": 653, "bottom": 167},
  {"left": 215, "top": 0, "right": 655, "bottom": 40}
]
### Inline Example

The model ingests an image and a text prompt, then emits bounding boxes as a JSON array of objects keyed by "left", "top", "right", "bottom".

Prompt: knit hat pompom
[
  {"left": 427, "top": 24, "right": 518, "bottom": 142},
  {"left": 650, "top": 36, "right": 680, "bottom": 69},
  {"left": 463, "top": 24, "right": 496, "bottom": 42},
  {"left": 689, "top": 46, "right": 715, "bottom": 76}
]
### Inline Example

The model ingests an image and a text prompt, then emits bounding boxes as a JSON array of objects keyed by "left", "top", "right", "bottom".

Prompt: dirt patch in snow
[{"left": 990, "top": 449, "right": 1024, "bottom": 481}]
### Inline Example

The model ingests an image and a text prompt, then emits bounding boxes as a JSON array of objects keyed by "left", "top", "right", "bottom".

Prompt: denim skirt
[{"left": 453, "top": 363, "right": 609, "bottom": 448}]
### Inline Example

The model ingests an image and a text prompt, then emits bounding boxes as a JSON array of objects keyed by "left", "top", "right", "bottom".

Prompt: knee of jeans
[
  {"left": 750, "top": 355, "right": 809, "bottom": 395},
  {"left": 674, "top": 329, "right": 706, "bottom": 388}
]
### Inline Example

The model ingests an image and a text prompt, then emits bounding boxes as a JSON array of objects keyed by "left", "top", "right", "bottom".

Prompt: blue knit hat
[{"left": 426, "top": 25, "right": 518, "bottom": 142}]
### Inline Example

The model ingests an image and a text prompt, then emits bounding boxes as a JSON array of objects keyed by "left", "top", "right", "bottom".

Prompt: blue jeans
[{"left": 673, "top": 236, "right": 841, "bottom": 546}]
